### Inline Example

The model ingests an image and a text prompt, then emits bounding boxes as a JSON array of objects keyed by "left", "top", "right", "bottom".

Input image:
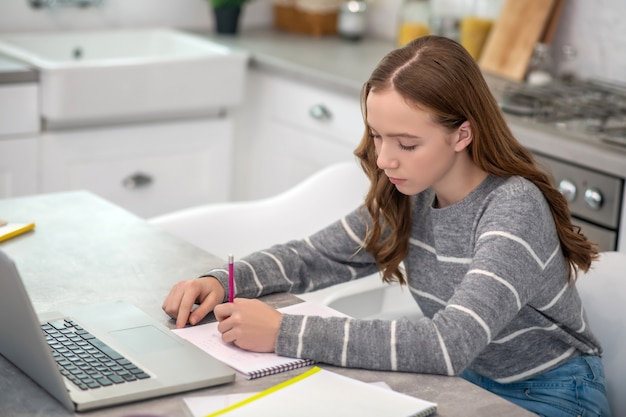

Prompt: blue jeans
[{"left": 460, "top": 356, "right": 611, "bottom": 417}]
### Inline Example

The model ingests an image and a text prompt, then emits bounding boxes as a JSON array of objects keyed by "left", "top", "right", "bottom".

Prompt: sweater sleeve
[{"left": 204, "top": 206, "right": 381, "bottom": 301}]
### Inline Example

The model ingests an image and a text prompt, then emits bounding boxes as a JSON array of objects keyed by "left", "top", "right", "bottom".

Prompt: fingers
[
  {"left": 191, "top": 277, "right": 226, "bottom": 325},
  {"left": 161, "top": 277, "right": 222, "bottom": 328},
  {"left": 161, "top": 280, "right": 191, "bottom": 321},
  {"left": 175, "top": 286, "right": 198, "bottom": 328},
  {"left": 214, "top": 301, "right": 233, "bottom": 322},
  {"left": 215, "top": 302, "right": 236, "bottom": 344},
  {"left": 189, "top": 289, "right": 222, "bottom": 326},
  {"left": 215, "top": 302, "right": 237, "bottom": 344},
  {"left": 214, "top": 299, "right": 281, "bottom": 352}
]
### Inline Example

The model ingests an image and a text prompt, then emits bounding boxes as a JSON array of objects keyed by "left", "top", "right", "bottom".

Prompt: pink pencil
[{"left": 228, "top": 254, "right": 234, "bottom": 302}]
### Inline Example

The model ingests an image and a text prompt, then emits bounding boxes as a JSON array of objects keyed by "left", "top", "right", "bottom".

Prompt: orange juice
[
  {"left": 397, "top": 23, "right": 430, "bottom": 46},
  {"left": 460, "top": 16, "right": 493, "bottom": 60}
]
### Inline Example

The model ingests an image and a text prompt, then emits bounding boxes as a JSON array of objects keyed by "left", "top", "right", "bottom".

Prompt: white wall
[
  {"left": 0, "top": 0, "right": 624, "bottom": 83},
  {"left": 551, "top": 0, "right": 626, "bottom": 83},
  {"left": 0, "top": 0, "right": 271, "bottom": 32}
]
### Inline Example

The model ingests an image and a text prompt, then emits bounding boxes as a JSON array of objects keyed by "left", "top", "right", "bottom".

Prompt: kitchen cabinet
[
  {"left": 40, "top": 117, "right": 234, "bottom": 218},
  {"left": 0, "top": 136, "right": 38, "bottom": 198},
  {"left": 0, "top": 83, "right": 38, "bottom": 136},
  {"left": 0, "top": 82, "right": 39, "bottom": 198},
  {"left": 232, "top": 70, "right": 365, "bottom": 201}
]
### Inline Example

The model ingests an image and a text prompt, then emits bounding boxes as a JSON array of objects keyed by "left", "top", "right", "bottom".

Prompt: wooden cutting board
[
  {"left": 541, "top": 0, "right": 565, "bottom": 44},
  {"left": 479, "top": 0, "right": 557, "bottom": 81}
]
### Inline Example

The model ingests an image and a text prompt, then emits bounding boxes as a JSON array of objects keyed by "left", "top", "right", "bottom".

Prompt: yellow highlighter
[{"left": 0, "top": 221, "right": 36, "bottom": 243}]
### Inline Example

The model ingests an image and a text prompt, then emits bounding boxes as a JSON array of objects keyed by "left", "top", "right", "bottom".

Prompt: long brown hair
[{"left": 354, "top": 35, "right": 598, "bottom": 284}]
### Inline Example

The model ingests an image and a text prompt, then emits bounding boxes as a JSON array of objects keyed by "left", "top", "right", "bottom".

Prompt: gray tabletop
[{"left": 0, "top": 191, "right": 534, "bottom": 417}]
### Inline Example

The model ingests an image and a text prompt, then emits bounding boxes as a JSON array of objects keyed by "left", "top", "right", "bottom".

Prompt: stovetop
[{"left": 499, "top": 79, "right": 626, "bottom": 149}]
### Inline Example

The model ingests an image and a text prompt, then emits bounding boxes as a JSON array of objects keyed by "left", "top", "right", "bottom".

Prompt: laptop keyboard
[{"left": 41, "top": 318, "right": 150, "bottom": 391}]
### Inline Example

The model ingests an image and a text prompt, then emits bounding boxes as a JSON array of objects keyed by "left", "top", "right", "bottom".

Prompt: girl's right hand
[{"left": 161, "top": 276, "right": 225, "bottom": 328}]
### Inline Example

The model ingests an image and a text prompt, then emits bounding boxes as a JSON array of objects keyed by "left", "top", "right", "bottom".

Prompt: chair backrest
[
  {"left": 148, "top": 161, "right": 370, "bottom": 261},
  {"left": 576, "top": 251, "right": 626, "bottom": 417}
]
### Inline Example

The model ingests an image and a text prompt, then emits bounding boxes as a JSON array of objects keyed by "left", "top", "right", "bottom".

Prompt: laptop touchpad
[{"left": 109, "top": 325, "right": 180, "bottom": 353}]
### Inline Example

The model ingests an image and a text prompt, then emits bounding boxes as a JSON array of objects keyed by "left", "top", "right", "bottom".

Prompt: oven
[
  {"left": 533, "top": 152, "right": 622, "bottom": 251},
  {"left": 499, "top": 79, "right": 626, "bottom": 252}
]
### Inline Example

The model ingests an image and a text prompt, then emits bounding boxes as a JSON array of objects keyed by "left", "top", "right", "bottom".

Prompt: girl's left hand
[{"left": 214, "top": 298, "right": 282, "bottom": 352}]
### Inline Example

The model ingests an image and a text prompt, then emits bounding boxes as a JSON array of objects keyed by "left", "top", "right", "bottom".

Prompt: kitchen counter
[
  {"left": 0, "top": 53, "right": 38, "bottom": 84},
  {"left": 200, "top": 29, "right": 626, "bottom": 178},
  {"left": 197, "top": 29, "right": 394, "bottom": 96}
]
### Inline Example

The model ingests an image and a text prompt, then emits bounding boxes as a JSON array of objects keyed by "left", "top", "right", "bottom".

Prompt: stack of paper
[{"left": 184, "top": 367, "right": 437, "bottom": 417}]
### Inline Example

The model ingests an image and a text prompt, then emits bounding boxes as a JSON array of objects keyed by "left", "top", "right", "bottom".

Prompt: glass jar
[
  {"left": 526, "top": 42, "right": 555, "bottom": 86},
  {"left": 397, "top": 0, "right": 431, "bottom": 47},
  {"left": 557, "top": 44, "right": 578, "bottom": 83},
  {"left": 459, "top": 0, "right": 503, "bottom": 60},
  {"left": 338, "top": 1, "right": 368, "bottom": 41},
  {"left": 429, "top": 0, "right": 463, "bottom": 42}
]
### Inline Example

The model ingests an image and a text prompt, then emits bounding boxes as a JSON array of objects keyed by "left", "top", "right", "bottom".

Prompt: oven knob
[
  {"left": 558, "top": 179, "right": 577, "bottom": 203},
  {"left": 583, "top": 187, "right": 603, "bottom": 210}
]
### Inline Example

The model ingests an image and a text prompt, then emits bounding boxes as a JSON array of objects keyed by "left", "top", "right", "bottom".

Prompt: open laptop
[{"left": 0, "top": 249, "right": 235, "bottom": 412}]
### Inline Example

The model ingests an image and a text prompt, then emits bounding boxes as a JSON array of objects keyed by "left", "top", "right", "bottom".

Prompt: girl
[{"left": 163, "top": 36, "right": 610, "bottom": 416}]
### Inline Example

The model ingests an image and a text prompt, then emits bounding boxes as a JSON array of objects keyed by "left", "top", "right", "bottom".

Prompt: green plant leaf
[{"left": 209, "top": 0, "right": 248, "bottom": 7}]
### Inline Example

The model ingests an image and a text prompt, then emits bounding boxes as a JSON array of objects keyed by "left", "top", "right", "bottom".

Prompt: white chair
[
  {"left": 576, "top": 251, "right": 626, "bottom": 417},
  {"left": 149, "top": 161, "right": 369, "bottom": 260},
  {"left": 149, "top": 161, "right": 419, "bottom": 320}
]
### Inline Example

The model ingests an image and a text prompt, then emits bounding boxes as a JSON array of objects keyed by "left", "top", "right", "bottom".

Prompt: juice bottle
[
  {"left": 459, "top": 0, "right": 503, "bottom": 60},
  {"left": 460, "top": 16, "right": 493, "bottom": 59},
  {"left": 397, "top": 0, "right": 431, "bottom": 46}
]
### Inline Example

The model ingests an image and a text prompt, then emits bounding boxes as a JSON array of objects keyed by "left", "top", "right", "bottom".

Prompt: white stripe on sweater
[
  {"left": 342, "top": 216, "right": 364, "bottom": 245},
  {"left": 449, "top": 304, "right": 492, "bottom": 341},
  {"left": 576, "top": 305, "right": 586, "bottom": 333},
  {"left": 390, "top": 320, "right": 398, "bottom": 371},
  {"left": 261, "top": 250, "right": 293, "bottom": 289},
  {"left": 433, "top": 323, "right": 454, "bottom": 376},
  {"left": 468, "top": 269, "right": 522, "bottom": 310},
  {"left": 241, "top": 260, "right": 264, "bottom": 297},
  {"left": 409, "top": 238, "right": 472, "bottom": 264},
  {"left": 492, "top": 324, "right": 559, "bottom": 344},
  {"left": 341, "top": 318, "right": 351, "bottom": 367},
  {"left": 545, "top": 244, "right": 560, "bottom": 268},
  {"left": 409, "top": 287, "right": 447, "bottom": 307},
  {"left": 346, "top": 265, "right": 358, "bottom": 279},
  {"left": 537, "top": 283, "right": 568, "bottom": 311},
  {"left": 494, "top": 347, "right": 576, "bottom": 383},
  {"left": 296, "top": 316, "right": 308, "bottom": 358},
  {"left": 479, "top": 231, "right": 542, "bottom": 266},
  {"left": 478, "top": 231, "right": 560, "bottom": 271}
]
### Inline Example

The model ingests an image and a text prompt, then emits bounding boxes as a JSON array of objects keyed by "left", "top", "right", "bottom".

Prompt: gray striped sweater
[{"left": 206, "top": 175, "right": 602, "bottom": 383}]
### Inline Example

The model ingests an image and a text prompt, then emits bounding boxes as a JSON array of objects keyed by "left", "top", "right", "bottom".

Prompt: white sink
[
  {"left": 0, "top": 28, "right": 249, "bottom": 127},
  {"left": 299, "top": 275, "right": 423, "bottom": 321}
]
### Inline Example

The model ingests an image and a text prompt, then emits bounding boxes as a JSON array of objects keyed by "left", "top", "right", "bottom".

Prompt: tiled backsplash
[{"left": 0, "top": 0, "right": 624, "bottom": 84}]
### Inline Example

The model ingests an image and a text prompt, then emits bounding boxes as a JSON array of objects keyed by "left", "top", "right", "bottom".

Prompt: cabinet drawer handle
[
  {"left": 309, "top": 104, "right": 332, "bottom": 121},
  {"left": 123, "top": 172, "right": 153, "bottom": 189}
]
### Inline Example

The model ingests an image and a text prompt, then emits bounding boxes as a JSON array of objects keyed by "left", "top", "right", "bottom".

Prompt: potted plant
[{"left": 208, "top": 0, "right": 249, "bottom": 35}]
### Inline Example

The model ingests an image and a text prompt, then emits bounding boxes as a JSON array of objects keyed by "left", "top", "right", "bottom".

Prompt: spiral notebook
[
  {"left": 172, "top": 302, "right": 348, "bottom": 379},
  {"left": 199, "top": 366, "right": 437, "bottom": 417}
]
